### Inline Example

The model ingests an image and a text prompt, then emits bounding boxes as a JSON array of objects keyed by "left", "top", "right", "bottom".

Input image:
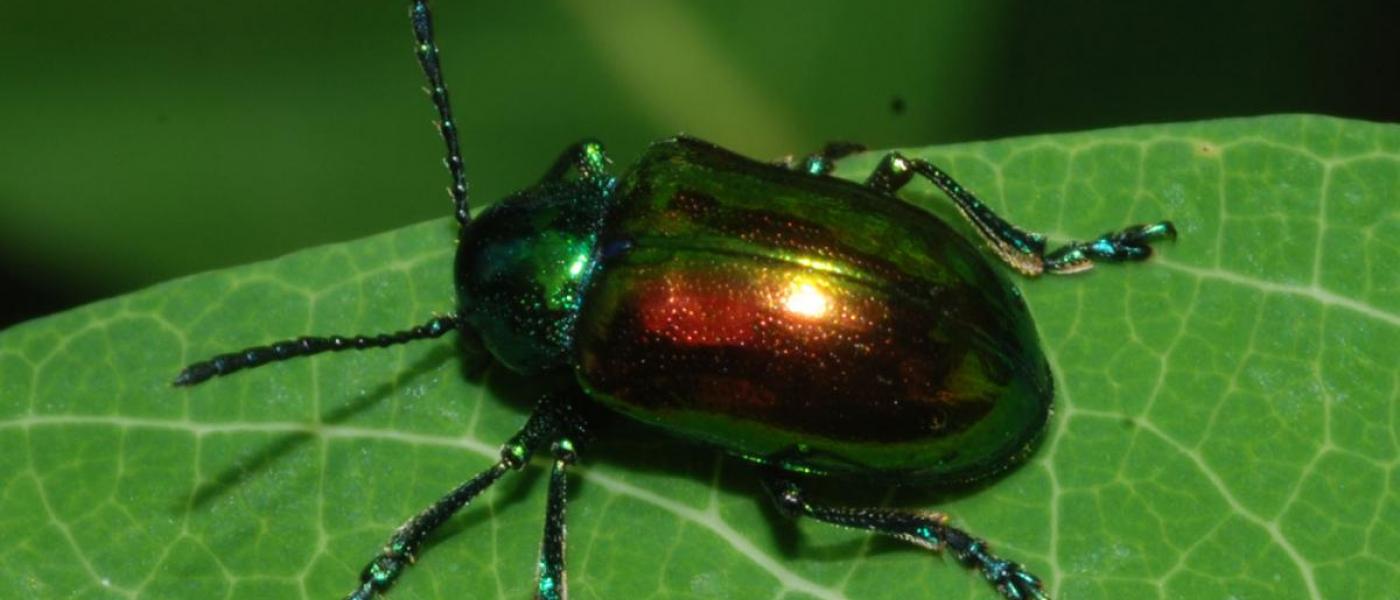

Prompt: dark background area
[{"left": 2, "top": 0, "right": 1395, "bottom": 329}]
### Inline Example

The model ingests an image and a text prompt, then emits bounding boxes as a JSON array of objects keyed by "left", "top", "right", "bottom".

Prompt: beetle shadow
[
  {"left": 423, "top": 463, "right": 546, "bottom": 554},
  {"left": 182, "top": 337, "right": 483, "bottom": 512},
  {"left": 573, "top": 418, "right": 1033, "bottom": 565}
]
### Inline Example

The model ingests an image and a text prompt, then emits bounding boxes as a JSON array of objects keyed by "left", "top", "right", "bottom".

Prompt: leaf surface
[{"left": 2, "top": 115, "right": 1397, "bottom": 599}]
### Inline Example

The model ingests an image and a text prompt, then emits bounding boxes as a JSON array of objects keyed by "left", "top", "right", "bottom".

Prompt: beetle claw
[{"left": 989, "top": 561, "right": 1049, "bottom": 600}]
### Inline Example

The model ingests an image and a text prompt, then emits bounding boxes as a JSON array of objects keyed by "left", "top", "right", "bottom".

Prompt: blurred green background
[{"left": 1, "top": 0, "right": 1394, "bottom": 329}]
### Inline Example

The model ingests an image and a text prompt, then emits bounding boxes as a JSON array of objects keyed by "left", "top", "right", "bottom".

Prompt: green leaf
[{"left": 2, "top": 115, "right": 1396, "bottom": 599}]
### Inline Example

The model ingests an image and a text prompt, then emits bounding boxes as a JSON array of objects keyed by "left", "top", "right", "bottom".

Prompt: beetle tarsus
[
  {"left": 863, "top": 150, "right": 1176, "bottom": 278},
  {"left": 1042, "top": 220, "right": 1177, "bottom": 275},
  {"left": 763, "top": 474, "right": 1050, "bottom": 600},
  {"left": 947, "top": 533, "right": 1050, "bottom": 600},
  {"left": 345, "top": 581, "right": 375, "bottom": 600},
  {"left": 993, "top": 565, "right": 1050, "bottom": 600}
]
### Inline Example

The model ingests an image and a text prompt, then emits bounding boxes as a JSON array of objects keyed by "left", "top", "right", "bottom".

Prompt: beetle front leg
[
  {"left": 344, "top": 400, "right": 560, "bottom": 600},
  {"left": 536, "top": 438, "right": 578, "bottom": 600},
  {"left": 763, "top": 474, "right": 1049, "bottom": 600},
  {"left": 865, "top": 152, "right": 1176, "bottom": 276}
]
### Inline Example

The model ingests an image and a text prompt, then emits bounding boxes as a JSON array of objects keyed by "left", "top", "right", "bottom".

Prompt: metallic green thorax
[{"left": 455, "top": 180, "right": 611, "bottom": 372}]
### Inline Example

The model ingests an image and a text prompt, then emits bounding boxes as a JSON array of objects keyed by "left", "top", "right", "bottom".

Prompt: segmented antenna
[
  {"left": 173, "top": 315, "right": 458, "bottom": 386},
  {"left": 410, "top": 0, "right": 471, "bottom": 225}
]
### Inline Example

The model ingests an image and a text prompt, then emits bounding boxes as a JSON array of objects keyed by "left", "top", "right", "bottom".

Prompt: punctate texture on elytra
[{"left": 575, "top": 138, "right": 1051, "bottom": 484}]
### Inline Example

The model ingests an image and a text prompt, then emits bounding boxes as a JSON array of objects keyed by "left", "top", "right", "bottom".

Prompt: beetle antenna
[
  {"left": 172, "top": 314, "right": 458, "bottom": 387},
  {"left": 410, "top": 0, "right": 471, "bottom": 226}
]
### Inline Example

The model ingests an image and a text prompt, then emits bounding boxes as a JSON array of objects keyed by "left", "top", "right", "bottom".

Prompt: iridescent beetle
[{"left": 175, "top": 2, "right": 1176, "bottom": 599}]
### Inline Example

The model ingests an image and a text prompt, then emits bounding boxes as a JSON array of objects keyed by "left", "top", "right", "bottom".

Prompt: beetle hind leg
[
  {"left": 865, "top": 152, "right": 1175, "bottom": 276},
  {"left": 762, "top": 474, "right": 1049, "bottom": 600}
]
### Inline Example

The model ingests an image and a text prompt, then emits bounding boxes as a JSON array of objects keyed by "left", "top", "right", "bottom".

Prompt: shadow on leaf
[{"left": 180, "top": 342, "right": 468, "bottom": 512}]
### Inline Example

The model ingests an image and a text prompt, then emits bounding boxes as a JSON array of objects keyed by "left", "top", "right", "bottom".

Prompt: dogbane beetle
[{"left": 174, "top": 2, "right": 1176, "bottom": 599}]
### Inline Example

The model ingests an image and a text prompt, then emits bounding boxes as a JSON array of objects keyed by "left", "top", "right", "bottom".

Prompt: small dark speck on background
[{"left": 890, "top": 96, "right": 906, "bottom": 115}]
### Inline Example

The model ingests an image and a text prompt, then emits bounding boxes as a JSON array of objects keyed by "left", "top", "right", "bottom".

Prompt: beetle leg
[
  {"left": 344, "top": 400, "right": 560, "bottom": 600},
  {"left": 864, "top": 152, "right": 1176, "bottom": 276},
  {"left": 536, "top": 438, "right": 578, "bottom": 600},
  {"left": 777, "top": 141, "right": 868, "bottom": 176},
  {"left": 540, "top": 139, "right": 614, "bottom": 186},
  {"left": 763, "top": 474, "right": 1049, "bottom": 600}
]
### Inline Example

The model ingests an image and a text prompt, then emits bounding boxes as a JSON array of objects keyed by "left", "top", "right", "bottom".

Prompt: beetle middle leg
[
  {"left": 762, "top": 474, "right": 1049, "bottom": 600},
  {"left": 345, "top": 396, "right": 580, "bottom": 600},
  {"left": 865, "top": 152, "right": 1176, "bottom": 276}
]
